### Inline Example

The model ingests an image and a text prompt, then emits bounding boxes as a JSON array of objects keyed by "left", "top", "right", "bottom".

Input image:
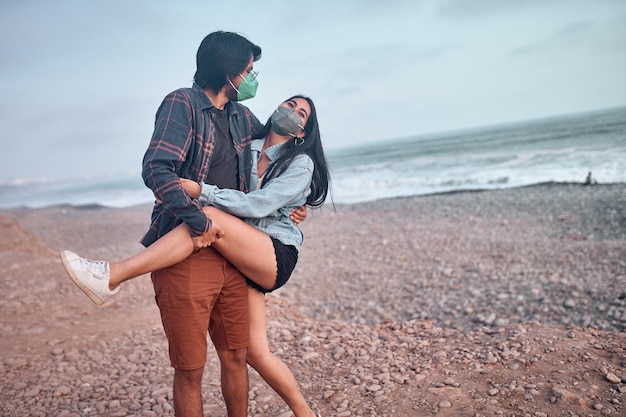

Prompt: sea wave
[{"left": 2, "top": 106, "right": 625, "bottom": 209}]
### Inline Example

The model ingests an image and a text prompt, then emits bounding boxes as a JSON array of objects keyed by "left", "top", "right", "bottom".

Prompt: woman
[{"left": 61, "top": 95, "right": 330, "bottom": 417}]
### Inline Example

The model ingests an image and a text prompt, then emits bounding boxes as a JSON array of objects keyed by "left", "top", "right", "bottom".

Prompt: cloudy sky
[{"left": 1, "top": 0, "right": 625, "bottom": 182}]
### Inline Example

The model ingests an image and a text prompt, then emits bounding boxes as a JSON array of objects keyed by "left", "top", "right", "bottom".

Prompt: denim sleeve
[
  {"left": 141, "top": 91, "right": 210, "bottom": 236},
  {"left": 202, "top": 155, "right": 313, "bottom": 218}
]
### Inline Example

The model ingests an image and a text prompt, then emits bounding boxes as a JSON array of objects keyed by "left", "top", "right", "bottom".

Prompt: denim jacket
[{"left": 200, "top": 139, "right": 313, "bottom": 251}]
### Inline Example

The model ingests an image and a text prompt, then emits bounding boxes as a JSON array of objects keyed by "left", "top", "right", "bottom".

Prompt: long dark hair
[{"left": 259, "top": 95, "right": 331, "bottom": 207}]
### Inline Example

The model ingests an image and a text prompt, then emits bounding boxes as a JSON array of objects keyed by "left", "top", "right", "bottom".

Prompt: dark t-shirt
[{"left": 206, "top": 107, "right": 238, "bottom": 190}]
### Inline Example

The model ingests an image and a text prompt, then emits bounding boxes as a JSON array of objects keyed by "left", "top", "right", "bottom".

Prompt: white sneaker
[{"left": 60, "top": 250, "right": 119, "bottom": 306}]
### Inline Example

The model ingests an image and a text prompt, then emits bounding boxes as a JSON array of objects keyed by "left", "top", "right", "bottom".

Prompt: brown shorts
[{"left": 151, "top": 247, "right": 249, "bottom": 370}]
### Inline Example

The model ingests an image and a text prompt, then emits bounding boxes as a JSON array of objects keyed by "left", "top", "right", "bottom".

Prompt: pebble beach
[{"left": 1, "top": 182, "right": 625, "bottom": 416}]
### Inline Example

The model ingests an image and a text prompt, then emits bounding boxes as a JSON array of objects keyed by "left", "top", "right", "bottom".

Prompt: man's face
[{"left": 227, "top": 55, "right": 256, "bottom": 101}]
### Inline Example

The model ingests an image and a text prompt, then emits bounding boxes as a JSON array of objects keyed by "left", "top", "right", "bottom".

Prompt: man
[{"left": 140, "top": 31, "right": 261, "bottom": 417}]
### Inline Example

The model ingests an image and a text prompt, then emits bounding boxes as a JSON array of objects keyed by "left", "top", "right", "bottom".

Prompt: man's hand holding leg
[{"left": 192, "top": 223, "right": 224, "bottom": 250}]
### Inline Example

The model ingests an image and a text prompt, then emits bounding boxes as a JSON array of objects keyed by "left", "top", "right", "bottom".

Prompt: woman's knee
[{"left": 246, "top": 343, "right": 270, "bottom": 365}]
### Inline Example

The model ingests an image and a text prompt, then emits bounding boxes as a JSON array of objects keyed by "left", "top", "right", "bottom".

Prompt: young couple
[{"left": 60, "top": 31, "right": 330, "bottom": 417}]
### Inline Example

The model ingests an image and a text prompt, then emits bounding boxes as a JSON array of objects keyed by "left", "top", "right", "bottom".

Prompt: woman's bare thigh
[{"left": 204, "top": 206, "right": 278, "bottom": 290}]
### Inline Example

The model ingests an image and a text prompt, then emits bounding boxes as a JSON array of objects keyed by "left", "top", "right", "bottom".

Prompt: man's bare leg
[
  {"left": 217, "top": 348, "right": 249, "bottom": 417},
  {"left": 173, "top": 367, "right": 204, "bottom": 417}
]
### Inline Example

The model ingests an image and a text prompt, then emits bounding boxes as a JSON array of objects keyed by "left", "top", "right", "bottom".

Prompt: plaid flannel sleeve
[{"left": 141, "top": 90, "right": 210, "bottom": 236}]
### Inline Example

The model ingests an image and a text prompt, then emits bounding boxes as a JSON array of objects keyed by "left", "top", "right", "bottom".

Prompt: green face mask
[{"left": 229, "top": 71, "right": 259, "bottom": 101}]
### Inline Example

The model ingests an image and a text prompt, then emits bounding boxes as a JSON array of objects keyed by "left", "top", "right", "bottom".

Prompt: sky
[{"left": 1, "top": 0, "right": 625, "bottom": 182}]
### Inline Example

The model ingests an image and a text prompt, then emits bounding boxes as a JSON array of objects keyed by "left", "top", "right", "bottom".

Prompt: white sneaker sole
[{"left": 60, "top": 250, "right": 106, "bottom": 306}]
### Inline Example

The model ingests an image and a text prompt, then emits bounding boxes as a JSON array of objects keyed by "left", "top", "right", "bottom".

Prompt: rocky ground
[{"left": 1, "top": 182, "right": 625, "bottom": 416}]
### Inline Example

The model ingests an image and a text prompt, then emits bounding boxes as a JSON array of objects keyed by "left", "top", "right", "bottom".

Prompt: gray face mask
[{"left": 270, "top": 107, "right": 304, "bottom": 137}]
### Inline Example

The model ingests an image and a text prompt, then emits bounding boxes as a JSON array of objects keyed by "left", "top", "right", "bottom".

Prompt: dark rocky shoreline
[{"left": 1, "top": 183, "right": 625, "bottom": 416}]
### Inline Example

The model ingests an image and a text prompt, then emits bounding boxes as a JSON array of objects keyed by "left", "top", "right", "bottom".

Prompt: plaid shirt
[{"left": 140, "top": 83, "right": 262, "bottom": 247}]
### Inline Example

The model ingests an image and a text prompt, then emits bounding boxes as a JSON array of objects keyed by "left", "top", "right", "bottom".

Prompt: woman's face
[{"left": 279, "top": 97, "right": 311, "bottom": 130}]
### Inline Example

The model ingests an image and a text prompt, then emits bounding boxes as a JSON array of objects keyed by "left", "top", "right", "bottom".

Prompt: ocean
[{"left": 1, "top": 106, "right": 624, "bottom": 210}]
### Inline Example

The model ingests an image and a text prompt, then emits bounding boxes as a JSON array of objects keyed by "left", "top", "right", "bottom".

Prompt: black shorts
[{"left": 246, "top": 237, "right": 298, "bottom": 294}]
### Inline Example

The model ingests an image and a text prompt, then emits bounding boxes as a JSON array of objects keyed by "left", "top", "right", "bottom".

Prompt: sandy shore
[{"left": 1, "top": 183, "right": 625, "bottom": 416}]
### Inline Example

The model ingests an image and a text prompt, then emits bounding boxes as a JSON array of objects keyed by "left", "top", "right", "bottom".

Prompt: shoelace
[{"left": 80, "top": 258, "right": 109, "bottom": 280}]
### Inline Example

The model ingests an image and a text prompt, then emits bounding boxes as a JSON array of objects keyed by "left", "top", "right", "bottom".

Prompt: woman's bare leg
[
  {"left": 109, "top": 205, "right": 278, "bottom": 291},
  {"left": 246, "top": 287, "right": 316, "bottom": 417},
  {"left": 203, "top": 206, "right": 278, "bottom": 290},
  {"left": 108, "top": 224, "right": 196, "bottom": 289}
]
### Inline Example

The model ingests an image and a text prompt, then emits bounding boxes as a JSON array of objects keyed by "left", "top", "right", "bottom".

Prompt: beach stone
[
  {"left": 54, "top": 385, "right": 72, "bottom": 396},
  {"left": 321, "top": 389, "right": 336, "bottom": 402},
  {"left": 5, "top": 357, "right": 28, "bottom": 368},
  {"left": 12, "top": 382, "right": 27, "bottom": 390},
  {"left": 564, "top": 299, "right": 576, "bottom": 308},
  {"left": 606, "top": 372, "right": 621, "bottom": 384},
  {"left": 51, "top": 347, "right": 64, "bottom": 356}
]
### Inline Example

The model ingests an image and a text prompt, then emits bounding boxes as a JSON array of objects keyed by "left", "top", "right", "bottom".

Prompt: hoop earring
[{"left": 294, "top": 137, "right": 305, "bottom": 146}]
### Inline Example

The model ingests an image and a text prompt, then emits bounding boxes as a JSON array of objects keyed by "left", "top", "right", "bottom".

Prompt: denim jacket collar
[{"left": 252, "top": 138, "right": 287, "bottom": 162}]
